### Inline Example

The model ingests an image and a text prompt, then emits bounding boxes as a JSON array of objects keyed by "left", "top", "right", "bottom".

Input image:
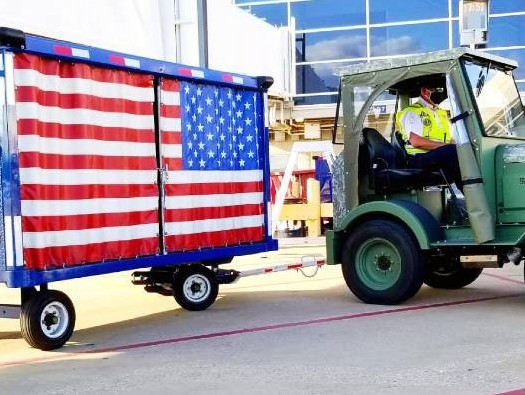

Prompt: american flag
[
  {"left": 160, "top": 79, "right": 265, "bottom": 251},
  {"left": 14, "top": 53, "right": 159, "bottom": 269},
  {"left": 14, "top": 53, "right": 266, "bottom": 269}
]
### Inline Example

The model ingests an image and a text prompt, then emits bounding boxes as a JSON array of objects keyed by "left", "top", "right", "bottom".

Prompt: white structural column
[{"left": 158, "top": 0, "right": 178, "bottom": 62}]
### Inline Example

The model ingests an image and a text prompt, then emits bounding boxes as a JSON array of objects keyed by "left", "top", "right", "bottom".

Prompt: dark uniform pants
[{"left": 407, "top": 144, "right": 463, "bottom": 190}]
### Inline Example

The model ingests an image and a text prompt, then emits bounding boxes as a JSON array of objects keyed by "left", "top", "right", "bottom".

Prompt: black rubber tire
[
  {"left": 342, "top": 219, "right": 425, "bottom": 305},
  {"left": 424, "top": 265, "right": 483, "bottom": 289},
  {"left": 173, "top": 265, "right": 219, "bottom": 311},
  {"left": 20, "top": 290, "right": 76, "bottom": 351}
]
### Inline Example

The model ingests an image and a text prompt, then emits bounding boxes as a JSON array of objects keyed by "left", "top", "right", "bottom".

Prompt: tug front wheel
[
  {"left": 342, "top": 220, "right": 425, "bottom": 305},
  {"left": 173, "top": 265, "right": 219, "bottom": 311}
]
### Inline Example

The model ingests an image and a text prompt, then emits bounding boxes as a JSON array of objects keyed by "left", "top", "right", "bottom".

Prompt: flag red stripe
[
  {"left": 161, "top": 132, "right": 182, "bottom": 145},
  {"left": 23, "top": 205, "right": 262, "bottom": 233},
  {"left": 161, "top": 79, "right": 179, "bottom": 92},
  {"left": 23, "top": 237, "right": 160, "bottom": 270},
  {"left": 19, "top": 152, "right": 157, "bottom": 170},
  {"left": 17, "top": 120, "right": 155, "bottom": 142},
  {"left": 22, "top": 210, "right": 159, "bottom": 232},
  {"left": 16, "top": 86, "right": 154, "bottom": 115},
  {"left": 165, "top": 227, "right": 264, "bottom": 252},
  {"left": 160, "top": 105, "right": 181, "bottom": 118},
  {"left": 14, "top": 53, "right": 153, "bottom": 87},
  {"left": 164, "top": 181, "right": 263, "bottom": 196},
  {"left": 163, "top": 157, "right": 182, "bottom": 170},
  {"left": 20, "top": 184, "right": 158, "bottom": 200},
  {"left": 165, "top": 204, "right": 263, "bottom": 223}
]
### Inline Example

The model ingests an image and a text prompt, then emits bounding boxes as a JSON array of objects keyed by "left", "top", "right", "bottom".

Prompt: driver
[{"left": 395, "top": 86, "right": 463, "bottom": 190}]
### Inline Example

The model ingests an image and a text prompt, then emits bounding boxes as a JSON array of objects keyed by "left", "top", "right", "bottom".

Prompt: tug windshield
[{"left": 464, "top": 59, "right": 525, "bottom": 139}]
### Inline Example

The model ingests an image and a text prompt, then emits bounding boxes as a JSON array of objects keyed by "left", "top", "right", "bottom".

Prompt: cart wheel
[
  {"left": 342, "top": 219, "right": 425, "bottom": 305},
  {"left": 173, "top": 265, "right": 219, "bottom": 311},
  {"left": 20, "top": 290, "right": 76, "bottom": 351},
  {"left": 424, "top": 263, "right": 483, "bottom": 289}
]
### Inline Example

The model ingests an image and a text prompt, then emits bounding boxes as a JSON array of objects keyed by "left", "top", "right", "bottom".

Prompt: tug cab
[{"left": 327, "top": 48, "right": 525, "bottom": 304}]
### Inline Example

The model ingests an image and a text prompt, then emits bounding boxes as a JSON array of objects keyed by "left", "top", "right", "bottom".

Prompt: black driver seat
[{"left": 362, "top": 127, "right": 444, "bottom": 194}]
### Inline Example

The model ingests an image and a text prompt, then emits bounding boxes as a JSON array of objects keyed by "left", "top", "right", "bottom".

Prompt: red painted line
[
  {"left": 483, "top": 272, "right": 523, "bottom": 285},
  {"left": 1, "top": 292, "right": 522, "bottom": 369},
  {"left": 496, "top": 389, "right": 525, "bottom": 395}
]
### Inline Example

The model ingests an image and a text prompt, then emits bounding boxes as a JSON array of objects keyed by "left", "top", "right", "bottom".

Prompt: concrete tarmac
[{"left": 1, "top": 238, "right": 525, "bottom": 394}]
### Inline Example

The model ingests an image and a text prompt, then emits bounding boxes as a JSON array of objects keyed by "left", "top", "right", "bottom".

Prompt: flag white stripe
[
  {"left": 167, "top": 170, "right": 263, "bottom": 184},
  {"left": 165, "top": 192, "right": 263, "bottom": 210},
  {"left": 160, "top": 117, "right": 182, "bottom": 132},
  {"left": 14, "top": 69, "right": 153, "bottom": 101},
  {"left": 162, "top": 91, "right": 180, "bottom": 106},
  {"left": 19, "top": 135, "right": 156, "bottom": 157},
  {"left": 23, "top": 223, "right": 159, "bottom": 248},
  {"left": 21, "top": 197, "right": 158, "bottom": 216},
  {"left": 17, "top": 102, "right": 154, "bottom": 129},
  {"left": 163, "top": 144, "right": 182, "bottom": 159},
  {"left": 20, "top": 168, "right": 157, "bottom": 185},
  {"left": 165, "top": 215, "right": 263, "bottom": 235}
]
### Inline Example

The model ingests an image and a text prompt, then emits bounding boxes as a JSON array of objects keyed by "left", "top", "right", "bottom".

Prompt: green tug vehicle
[{"left": 326, "top": 48, "right": 525, "bottom": 304}]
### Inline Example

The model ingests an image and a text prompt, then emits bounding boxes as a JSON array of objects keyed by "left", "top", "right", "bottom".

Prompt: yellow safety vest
[{"left": 395, "top": 102, "right": 451, "bottom": 153}]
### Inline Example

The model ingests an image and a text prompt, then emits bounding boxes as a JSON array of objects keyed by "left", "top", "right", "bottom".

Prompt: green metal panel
[
  {"left": 325, "top": 230, "right": 341, "bottom": 265},
  {"left": 480, "top": 138, "right": 525, "bottom": 221},
  {"left": 430, "top": 223, "right": 525, "bottom": 247},
  {"left": 480, "top": 137, "right": 499, "bottom": 222},
  {"left": 336, "top": 200, "right": 443, "bottom": 250},
  {"left": 494, "top": 144, "right": 525, "bottom": 224}
]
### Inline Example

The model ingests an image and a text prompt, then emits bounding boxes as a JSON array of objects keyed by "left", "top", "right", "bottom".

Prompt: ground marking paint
[{"left": 1, "top": 291, "right": 522, "bottom": 369}]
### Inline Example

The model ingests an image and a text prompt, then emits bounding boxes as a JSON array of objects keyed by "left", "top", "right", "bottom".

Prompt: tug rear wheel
[
  {"left": 342, "top": 220, "right": 425, "bottom": 305},
  {"left": 424, "top": 260, "right": 483, "bottom": 289}
]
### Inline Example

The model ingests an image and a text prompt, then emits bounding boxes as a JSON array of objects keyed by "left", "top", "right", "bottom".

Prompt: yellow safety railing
[{"left": 273, "top": 179, "right": 333, "bottom": 237}]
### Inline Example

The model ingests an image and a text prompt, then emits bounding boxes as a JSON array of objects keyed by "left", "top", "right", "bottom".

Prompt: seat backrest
[
  {"left": 362, "top": 127, "right": 404, "bottom": 170},
  {"left": 391, "top": 131, "right": 409, "bottom": 165}
]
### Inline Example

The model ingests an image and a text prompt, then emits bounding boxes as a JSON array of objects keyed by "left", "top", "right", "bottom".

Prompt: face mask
[{"left": 430, "top": 90, "right": 447, "bottom": 105}]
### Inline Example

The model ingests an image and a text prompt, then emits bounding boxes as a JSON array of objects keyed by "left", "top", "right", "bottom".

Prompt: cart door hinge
[{"left": 159, "top": 164, "right": 169, "bottom": 183}]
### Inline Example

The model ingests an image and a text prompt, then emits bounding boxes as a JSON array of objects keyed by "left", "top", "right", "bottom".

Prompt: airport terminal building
[{"left": 235, "top": 0, "right": 525, "bottom": 153}]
